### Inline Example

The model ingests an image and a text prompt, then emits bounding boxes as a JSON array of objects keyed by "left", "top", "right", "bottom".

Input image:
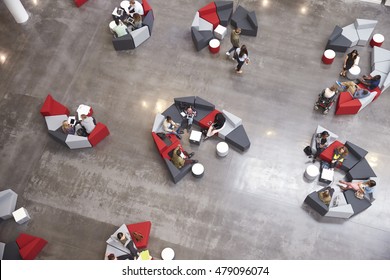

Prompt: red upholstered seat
[
  {"left": 198, "top": 2, "right": 219, "bottom": 29},
  {"left": 335, "top": 92, "right": 361, "bottom": 115},
  {"left": 199, "top": 2, "right": 216, "bottom": 16},
  {"left": 198, "top": 109, "right": 221, "bottom": 129},
  {"left": 74, "top": 0, "right": 88, "bottom": 8},
  {"left": 319, "top": 140, "right": 344, "bottom": 163},
  {"left": 40, "top": 94, "right": 70, "bottom": 116},
  {"left": 88, "top": 122, "right": 110, "bottom": 146},
  {"left": 358, "top": 84, "right": 382, "bottom": 101},
  {"left": 127, "top": 221, "right": 151, "bottom": 249},
  {"left": 152, "top": 132, "right": 168, "bottom": 156},
  {"left": 16, "top": 233, "right": 37, "bottom": 249},
  {"left": 15, "top": 233, "right": 48, "bottom": 260},
  {"left": 19, "top": 238, "right": 48, "bottom": 260},
  {"left": 142, "top": 0, "right": 152, "bottom": 16}
]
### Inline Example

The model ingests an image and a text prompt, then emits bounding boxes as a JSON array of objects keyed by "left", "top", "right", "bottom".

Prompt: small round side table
[{"left": 370, "top": 34, "right": 384, "bottom": 48}]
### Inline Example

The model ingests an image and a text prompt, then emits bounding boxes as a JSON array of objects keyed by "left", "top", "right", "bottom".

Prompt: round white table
[
  {"left": 161, "top": 247, "right": 175, "bottom": 260},
  {"left": 304, "top": 165, "right": 320, "bottom": 181},
  {"left": 192, "top": 163, "right": 204, "bottom": 178},
  {"left": 347, "top": 65, "right": 361, "bottom": 80},
  {"left": 216, "top": 142, "right": 229, "bottom": 157}
]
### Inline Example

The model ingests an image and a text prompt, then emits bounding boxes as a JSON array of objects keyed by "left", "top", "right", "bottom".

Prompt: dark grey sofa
[{"left": 230, "top": 5, "right": 258, "bottom": 37}]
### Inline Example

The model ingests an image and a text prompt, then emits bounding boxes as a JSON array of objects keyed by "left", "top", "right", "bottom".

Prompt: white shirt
[
  {"left": 113, "top": 23, "right": 128, "bottom": 37},
  {"left": 130, "top": 1, "right": 144, "bottom": 16},
  {"left": 81, "top": 117, "right": 96, "bottom": 134}
]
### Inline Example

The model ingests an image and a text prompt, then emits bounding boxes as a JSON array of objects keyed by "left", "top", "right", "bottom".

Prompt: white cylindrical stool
[
  {"left": 4, "top": 0, "right": 29, "bottom": 24},
  {"left": 370, "top": 33, "right": 384, "bottom": 48},
  {"left": 347, "top": 65, "right": 361, "bottom": 80},
  {"left": 192, "top": 163, "right": 204, "bottom": 178},
  {"left": 161, "top": 247, "right": 175, "bottom": 260},
  {"left": 304, "top": 165, "right": 320, "bottom": 181},
  {"left": 216, "top": 142, "right": 229, "bottom": 157},
  {"left": 322, "top": 49, "right": 336, "bottom": 64}
]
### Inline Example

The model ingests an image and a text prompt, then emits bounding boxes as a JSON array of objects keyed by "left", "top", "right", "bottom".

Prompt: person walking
[
  {"left": 234, "top": 45, "right": 250, "bottom": 74},
  {"left": 226, "top": 28, "right": 241, "bottom": 59}
]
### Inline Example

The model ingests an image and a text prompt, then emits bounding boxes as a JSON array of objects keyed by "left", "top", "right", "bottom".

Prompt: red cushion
[
  {"left": 198, "top": 2, "right": 216, "bottom": 16},
  {"left": 358, "top": 84, "right": 382, "bottom": 101},
  {"left": 200, "top": 12, "right": 220, "bottom": 29},
  {"left": 142, "top": 0, "right": 152, "bottom": 16},
  {"left": 19, "top": 238, "right": 47, "bottom": 260},
  {"left": 198, "top": 109, "right": 221, "bottom": 129},
  {"left": 40, "top": 94, "right": 70, "bottom": 116},
  {"left": 87, "top": 122, "right": 110, "bottom": 146},
  {"left": 16, "top": 233, "right": 38, "bottom": 249},
  {"left": 319, "top": 140, "right": 344, "bottom": 163},
  {"left": 127, "top": 221, "right": 151, "bottom": 249},
  {"left": 335, "top": 92, "right": 361, "bottom": 115},
  {"left": 74, "top": 0, "right": 88, "bottom": 8},
  {"left": 152, "top": 132, "right": 168, "bottom": 156}
]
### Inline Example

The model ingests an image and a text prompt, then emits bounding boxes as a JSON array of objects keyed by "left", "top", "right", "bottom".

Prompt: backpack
[{"left": 303, "top": 146, "right": 312, "bottom": 156}]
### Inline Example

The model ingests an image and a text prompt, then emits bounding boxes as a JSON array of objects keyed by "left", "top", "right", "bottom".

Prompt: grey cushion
[
  {"left": 304, "top": 188, "right": 330, "bottom": 216},
  {"left": 164, "top": 158, "right": 193, "bottom": 184},
  {"left": 326, "top": 35, "right": 352, "bottom": 53},
  {"left": 328, "top": 25, "right": 343, "bottom": 42},
  {"left": 142, "top": 9, "right": 154, "bottom": 34},
  {"left": 344, "top": 189, "right": 371, "bottom": 216},
  {"left": 48, "top": 127, "right": 68, "bottom": 147},
  {"left": 112, "top": 33, "right": 135, "bottom": 51},
  {"left": 65, "top": 134, "right": 92, "bottom": 149},
  {"left": 224, "top": 125, "right": 250, "bottom": 151},
  {"left": 194, "top": 96, "right": 215, "bottom": 111},
  {"left": 340, "top": 141, "right": 368, "bottom": 172},
  {"left": 162, "top": 104, "right": 183, "bottom": 125},
  {"left": 215, "top": 1, "right": 233, "bottom": 26},
  {"left": 0, "top": 189, "right": 18, "bottom": 220},
  {"left": 231, "top": 6, "right": 258, "bottom": 36},
  {"left": 0, "top": 242, "right": 5, "bottom": 260},
  {"left": 174, "top": 96, "right": 196, "bottom": 108},
  {"left": 193, "top": 108, "right": 214, "bottom": 126},
  {"left": 346, "top": 158, "right": 376, "bottom": 181},
  {"left": 3, "top": 241, "right": 22, "bottom": 260},
  {"left": 191, "top": 27, "right": 213, "bottom": 51},
  {"left": 45, "top": 115, "right": 68, "bottom": 131}
]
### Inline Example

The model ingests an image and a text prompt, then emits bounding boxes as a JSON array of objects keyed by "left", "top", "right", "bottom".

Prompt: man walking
[{"left": 226, "top": 28, "right": 241, "bottom": 58}]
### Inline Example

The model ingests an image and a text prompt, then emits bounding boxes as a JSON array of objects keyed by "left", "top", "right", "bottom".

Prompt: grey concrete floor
[{"left": 0, "top": 0, "right": 390, "bottom": 260}]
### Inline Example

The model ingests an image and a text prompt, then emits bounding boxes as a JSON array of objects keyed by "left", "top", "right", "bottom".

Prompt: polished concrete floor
[{"left": 0, "top": 0, "right": 390, "bottom": 260}]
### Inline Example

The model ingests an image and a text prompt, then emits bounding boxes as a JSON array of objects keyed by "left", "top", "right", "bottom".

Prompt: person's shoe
[
  {"left": 193, "top": 160, "right": 199, "bottom": 164},
  {"left": 312, "top": 159, "right": 316, "bottom": 163},
  {"left": 236, "top": 70, "right": 243, "bottom": 74},
  {"left": 231, "top": 57, "right": 235, "bottom": 61},
  {"left": 188, "top": 152, "right": 195, "bottom": 158},
  {"left": 179, "top": 130, "right": 184, "bottom": 134},
  {"left": 203, "top": 136, "right": 209, "bottom": 141},
  {"left": 226, "top": 51, "right": 230, "bottom": 56}
]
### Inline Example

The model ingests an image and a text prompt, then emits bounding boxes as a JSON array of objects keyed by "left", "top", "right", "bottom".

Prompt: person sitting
[
  {"left": 335, "top": 81, "right": 370, "bottom": 98},
  {"left": 184, "top": 106, "right": 197, "bottom": 131},
  {"left": 330, "top": 145, "right": 349, "bottom": 168},
  {"left": 338, "top": 179, "right": 376, "bottom": 200},
  {"left": 204, "top": 112, "right": 226, "bottom": 141},
  {"left": 128, "top": 0, "right": 144, "bottom": 16},
  {"left": 117, "top": 232, "right": 139, "bottom": 259},
  {"left": 352, "top": 88, "right": 370, "bottom": 99},
  {"left": 358, "top": 74, "right": 381, "bottom": 90},
  {"left": 80, "top": 114, "right": 96, "bottom": 135},
  {"left": 131, "top": 13, "right": 142, "bottom": 30},
  {"left": 311, "top": 131, "right": 330, "bottom": 162},
  {"left": 112, "top": 18, "right": 129, "bottom": 37},
  {"left": 171, "top": 145, "right": 197, "bottom": 169},
  {"left": 163, "top": 116, "right": 183, "bottom": 139},
  {"left": 318, "top": 189, "right": 332, "bottom": 206},
  {"left": 61, "top": 120, "right": 75, "bottom": 135}
]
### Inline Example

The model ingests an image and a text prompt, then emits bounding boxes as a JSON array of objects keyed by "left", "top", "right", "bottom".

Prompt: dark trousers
[{"left": 236, "top": 59, "right": 245, "bottom": 71}]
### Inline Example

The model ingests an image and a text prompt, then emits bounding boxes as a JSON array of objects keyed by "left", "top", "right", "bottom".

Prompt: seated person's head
[
  {"left": 321, "top": 131, "right": 329, "bottom": 138},
  {"left": 176, "top": 149, "right": 181, "bottom": 156},
  {"left": 117, "top": 232, "right": 124, "bottom": 240},
  {"left": 81, "top": 114, "right": 87, "bottom": 120},
  {"left": 367, "top": 180, "right": 376, "bottom": 188},
  {"left": 130, "top": 0, "right": 135, "bottom": 5},
  {"left": 166, "top": 116, "right": 172, "bottom": 122},
  {"left": 133, "top": 13, "right": 141, "bottom": 22},
  {"left": 373, "top": 75, "right": 381, "bottom": 81},
  {"left": 62, "top": 120, "right": 70, "bottom": 128},
  {"left": 338, "top": 146, "right": 349, "bottom": 156},
  {"left": 107, "top": 253, "right": 116, "bottom": 260}
]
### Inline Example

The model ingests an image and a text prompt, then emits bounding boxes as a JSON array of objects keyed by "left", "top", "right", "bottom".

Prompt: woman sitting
[
  {"left": 330, "top": 145, "right": 349, "bottom": 168},
  {"left": 61, "top": 120, "right": 75, "bottom": 135},
  {"left": 358, "top": 74, "right": 381, "bottom": 90},
  {"left": 204, "top": 112, "right": 226, "bottom": 141},
  {"left": 338, "top": 179, "right": 376, "bottom": 199}
]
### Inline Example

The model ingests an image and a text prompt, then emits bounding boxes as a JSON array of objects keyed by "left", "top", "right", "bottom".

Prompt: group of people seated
[
  {"left": 61, "top": 114, "right": 96, "bottom": 137},
  {"left": 310, "top": 130, "right": 376, "bottom": 201},
  {"left": 335, "top": 74, "right": 381, "bottom": 99},
  {"left": 112, "top": 0, "right": 144, "bottom": 37},
  {"left": 161, "top": 106, "right": 228, "bottom": 170}
]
